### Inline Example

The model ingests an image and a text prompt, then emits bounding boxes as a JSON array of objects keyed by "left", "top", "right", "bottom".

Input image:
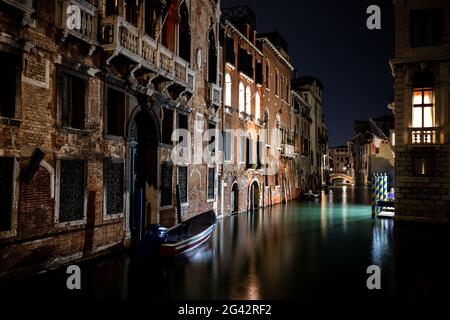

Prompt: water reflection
[{"left": 3, "top": 186, "right": 450, "bottom": 301}]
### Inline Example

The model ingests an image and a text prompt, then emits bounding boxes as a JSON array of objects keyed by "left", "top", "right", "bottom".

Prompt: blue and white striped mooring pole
[{"left": 372, "top": 172, "right": 388, "bottom": 218}]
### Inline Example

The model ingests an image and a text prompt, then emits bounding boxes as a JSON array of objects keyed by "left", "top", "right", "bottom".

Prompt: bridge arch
[{"left": 329, "top": 173, "right": 354, "bottom": 185}]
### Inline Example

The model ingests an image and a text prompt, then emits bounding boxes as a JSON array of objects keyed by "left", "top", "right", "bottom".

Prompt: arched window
[
  {"left": 208, "top": 29, "right": 217, "bottom": 84},
  {"left": 255, "top": 91, "right": 261, "bottom": 122},
  {"left": 246, "top": 86, "right": 251, "bottom": 114},
  {"left": 239, "top": 81, "right": 245, "bottom": 113},
  {"left": 275, "top": 69, "right": 279, "bottom": 96},
  {"left": 275, "top": 113, "right": 281, "bottom": 147},
  {"left": 265, "top": 60, "right": 270, "bottom": 89},
  {"left": 179, "top": 1, "right": 191, "bottom": 62},
  {"left": 161, "top": 0, "right": 178, "bottom": 51},
  {"left": 224, "top": 73, "right": 232, "bottom": 107}
]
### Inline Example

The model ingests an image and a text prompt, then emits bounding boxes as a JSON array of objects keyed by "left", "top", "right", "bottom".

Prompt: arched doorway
[
  {"left": 231, "top": 182, "right": 239, "bottom": 214},
  {"left": 250, "top": 180, "right": 260, "bottom": 211},
  {"left": 128, "top": 105, "right": 160, "bottom": 244}
]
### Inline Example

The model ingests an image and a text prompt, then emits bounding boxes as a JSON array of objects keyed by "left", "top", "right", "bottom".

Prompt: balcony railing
[
  {"left": 409, "top": 127, "right": 440, "bottom": 145},
  {"left": 56, "top": 0, "right": 97, "bottom": 44},
  {"left": 282, "top": 144, "right": 295, "bottom": 158},
  {"left": 101, "top": 15, "right": 194, "bottom": 91},
  {"left": 207, "top": 83, "right": 222, "bottom": 108}
]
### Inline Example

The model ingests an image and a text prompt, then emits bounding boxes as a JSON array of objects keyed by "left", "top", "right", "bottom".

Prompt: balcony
[
  {"left": 409, "top": 127, "right": 440, "bottom": 145},
  {"left": 2, "top": 0, "right": 34, "bottom": 25},
  {"left": 207, "top": 83, "right": 222, "bottom": 108},
  {"left": 282, "top": 144, "right": 295, "bottom": 158},
  {"left": 56, "top": 0, "right": 98, "bottom": 46},
  {"left": 101, "top": 15, "right": 194, "bottom": 92}
]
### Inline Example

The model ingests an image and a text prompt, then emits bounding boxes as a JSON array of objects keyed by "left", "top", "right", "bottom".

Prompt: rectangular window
[
  {"left": 0, "top": 157, "right": 14, "bottom": 231},
  {"left": 125, "top": 0, "right": 139, "bottom": 26},
  {"left": 410, "top": 9, "right": 443, "bottom": 47},
  {"left": 162, "top": 107, "right": 174, "bottom": 145},
  {"left": 225, "top": 36, "right": 235, "bottom": 65},
  {"left": 207, "top": 167, "right": 215, "bottom": 200},
  {"left": 59, "top": 159, "right": 85, "bottom": 222},
  {"left": 106, "top": 87, "right": 125, "bottom": 137},
  {"left": 0, "top": 51, "right": 19, "bottom": 119},
  {"left": 255, "top": 61, "right": 263, "bottom": 85},
  {"left": 105, "top": 0, "right": 119, "bottom": 16},
  {"left": 177, "top": 112, "right": 189, "bottom": 146},
  {"left": 208, "top": 122, "right": 216, "bottom": 157},
  {"left": 238, "top": 47, "right": 253, "bottom": 78},
  {"left": 239, "top": 135, "right": 246, "bottom": 163},
  {"left": 104, "top": 159, "right": 124, "bottom": 216},
  {"left": 412, "top": 89, "right": 434, "bottom": 128},
  {"left": 177, "top": 166, "right": 188, "bottom": 204},
  {"left": 223, "top": 130, "right": 233, "bottom": 162},
  {"left": 161, "top": 161, "right": 173, "bottom": 206},
  {"left": 275, "top": 171, "right": 279, "bottom": 187},
  {"left": 59, "top": 71, "right": 86, "bottom": 130},
  {"left": 413, "top": 158, "right": 433, "bottom": 176}
]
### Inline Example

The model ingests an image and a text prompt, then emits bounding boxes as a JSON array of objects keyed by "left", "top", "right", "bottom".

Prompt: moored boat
[{"left": 138, "top": 211, "right": 217, "bottom": 258}]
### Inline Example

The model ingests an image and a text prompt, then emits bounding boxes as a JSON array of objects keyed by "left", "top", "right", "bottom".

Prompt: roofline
[{"left": 256, "top": 37, "right": 294, "bottom": 71}]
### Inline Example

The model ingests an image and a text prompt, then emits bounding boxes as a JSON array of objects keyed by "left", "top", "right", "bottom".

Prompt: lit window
[
  {"left": 412, "top": 89, "right": 434, "bottom": 128},
  {"left": 246, "top": 86, "right": 251, "bottom": 115},
  {"left": 239, "top": 82, "right": 245, "bottom": 113},
  {"left": 224, "top": 73, "right": 232, "bottom": 106},
  {"left": 255, "top": 92, "right": 261, "bottom": 122}
]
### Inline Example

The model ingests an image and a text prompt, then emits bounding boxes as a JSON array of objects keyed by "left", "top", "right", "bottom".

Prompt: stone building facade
[
  {"left": 350, "top": 115, "right": 395, "bottom": 186},
  {"left": 330, "top": 145, "right": 349, "bottom": 174},
  {"left": 391, "top": 0, "right": 450, "bottom": 223},
  {"left": 292, "top": 76, "right": 329, "bottom": 192},
  {"left": 0, "top": 0, "right": 221, "bottom": 278},
  {"left": 292, "top": 90, "right": 313, "bottom": 192},
  {"left": 218, "top": 6, "right": 298, "bottom": 215}
]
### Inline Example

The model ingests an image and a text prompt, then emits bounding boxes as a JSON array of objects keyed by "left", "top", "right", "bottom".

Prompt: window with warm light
[
  {"left": 412, "top": 88, "right": 434, "bottom": 128},
  {"left": 224, "top": 73, "right": 232, "bottom": 107},
  {"left": 239, "top": 81, "right": 245, "bottom": 113}
]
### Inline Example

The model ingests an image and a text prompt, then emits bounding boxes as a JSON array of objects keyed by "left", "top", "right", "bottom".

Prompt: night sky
[{"left": 221, "top": 0, "right": 395, "bottom": 147}]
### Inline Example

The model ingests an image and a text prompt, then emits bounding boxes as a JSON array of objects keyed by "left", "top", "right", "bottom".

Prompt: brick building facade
[
  {"left": 0, "top": 0, "right": 221, "bottom": 278},
  {"left": 0, "top": 1, "right": 329, "bottom": 278},
  {"left": 219, "top": 6, "right": 299, "bottom": 215}
]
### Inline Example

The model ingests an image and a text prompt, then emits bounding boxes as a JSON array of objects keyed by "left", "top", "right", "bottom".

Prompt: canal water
[{"left": 2, "top": 186, "right": 450, "bottom": 301}]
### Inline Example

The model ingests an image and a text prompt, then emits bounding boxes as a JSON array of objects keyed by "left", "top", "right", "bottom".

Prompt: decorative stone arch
[
  {"left": 178, "top": 0, "right": 191, "bottom": 62},
  {"left": 207, "top": 26, "right": 218, "bottom": 84},
  {"left": 39, "top": 159, "right": 55, "bottom": 199},
  {"left": 125, "top": 98, "right": 161, "bottom": 243},
  {"left": 231, "top": 181, "right": 239, "bottom": 213},
  {"left": 249, "top": 179, "right": 261, "bottom": 211}
]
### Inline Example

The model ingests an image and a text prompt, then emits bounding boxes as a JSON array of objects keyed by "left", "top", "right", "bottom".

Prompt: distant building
[
  {"left": 350, "top": 115, "right": 395, "bottom": 186},
  {"left": 390, "top": 0, "right": 450, "bottom": 223},
  {"left": 330, "top": 145, "right": 349, "bottom": 174},
  {"left": 292, "top": 76, "right": 329, "bottom": 191}
]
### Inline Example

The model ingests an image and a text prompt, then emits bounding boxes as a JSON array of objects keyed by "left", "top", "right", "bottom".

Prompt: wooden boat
[
  {"left": 138, "top": 211, "right": 216, "bottom": 258},
  {"left": 160, "top": 211, "right": 217, "bottom": 257},
  {"left": 302, "top": 191, "right": 320, "bottom": 201}
]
